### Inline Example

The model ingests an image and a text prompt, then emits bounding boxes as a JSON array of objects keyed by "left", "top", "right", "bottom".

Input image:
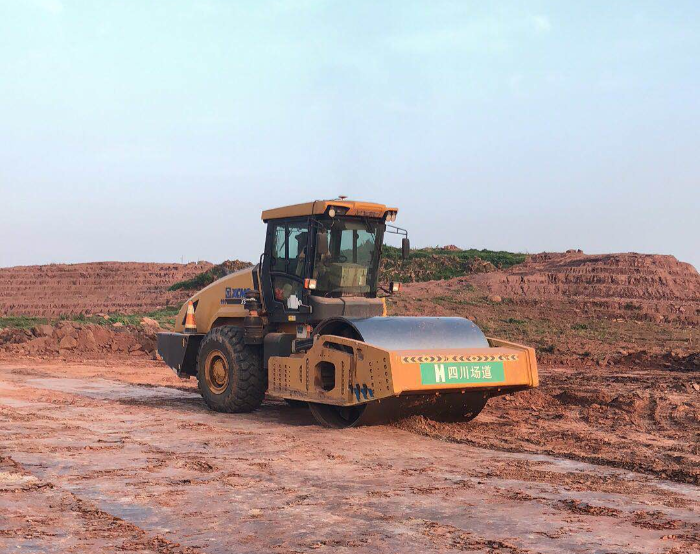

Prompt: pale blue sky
[{"left": 1, "top": 0, "right": 699, "bottom": 269}]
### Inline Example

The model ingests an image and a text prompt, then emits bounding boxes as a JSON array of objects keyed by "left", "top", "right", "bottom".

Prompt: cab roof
[{"left": 261, "top": 199, "right": 398, "bottom": 222}]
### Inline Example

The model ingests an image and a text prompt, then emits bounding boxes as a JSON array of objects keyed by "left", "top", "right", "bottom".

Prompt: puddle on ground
[
  {"left": 25, "top": 378, "right": 200, "bottom": 402},
  {"left": 461, "top": 443, "right": 700, "bottom": 499}
]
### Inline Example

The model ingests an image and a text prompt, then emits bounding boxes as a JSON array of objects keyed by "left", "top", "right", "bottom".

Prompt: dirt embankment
[
  {"left": 390, "top": 251, "right": 699, "bottom": 366},
  {"left": 470, "top": 251, "right": 700, "bottom": 325},
  {"left": 3, "top": 251, "right": 698, "bottom": 367},
  {"left": 0, "top": 321, "right": 159, "bottom": 360},
  {"left": 0, "top": 261, "right": 212, "bottom": 317}
]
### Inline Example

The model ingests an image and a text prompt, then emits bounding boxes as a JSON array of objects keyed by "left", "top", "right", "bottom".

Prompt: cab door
[{"left": 262, "top": 218, "right": 312, "bottom": 323}]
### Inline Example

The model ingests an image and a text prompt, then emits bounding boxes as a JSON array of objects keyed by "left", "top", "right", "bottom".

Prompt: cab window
[
  {"left": 269, "top": 222, "right": 309, "bottom": 310},
  {"left": 270, "top": 223, "right": 309, "bottom": 277},
  {"left": 273, "top": 275, "right": 303, "bottom": 307},
  {"left": 312, "top": 218, "right": 381, "bottom": 296}
]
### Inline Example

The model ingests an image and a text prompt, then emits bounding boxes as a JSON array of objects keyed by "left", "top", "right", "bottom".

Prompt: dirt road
[{"left": 1, "top": 361, "right": 698, "bottom": 553}]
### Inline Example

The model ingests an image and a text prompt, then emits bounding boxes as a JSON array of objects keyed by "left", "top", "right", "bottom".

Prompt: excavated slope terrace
[
  {"left": 469, "top": 252, "right": 700, "bottom": 324},
  {"left": 0, "top": 261, "right": 213, "bottom": 317}
]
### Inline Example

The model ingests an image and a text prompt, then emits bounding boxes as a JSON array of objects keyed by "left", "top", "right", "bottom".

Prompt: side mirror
[{"left": 402, "top": 237, "right": 410, "bottom": 260}]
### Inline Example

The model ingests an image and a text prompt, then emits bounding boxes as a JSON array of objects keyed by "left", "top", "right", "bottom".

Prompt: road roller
[{"left": 157, "top": 199, "right": 539, "bottom": 427}]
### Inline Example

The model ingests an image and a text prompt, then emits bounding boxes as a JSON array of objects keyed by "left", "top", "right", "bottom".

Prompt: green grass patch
[
  {"left": 381, "top": 246, "right": 525, "bottom": 283},
  {"left": 382, "top": 245, "right": 526, "bottom": 267},
  {"left": 169, "top": 266, "right": 229, "bottom": 291},
  {"left": 503, "top": 317, "right": 526, "bottom": 325},
  {"left": 1, "top": 307, "right": 181, "bottom": 330},
  {"left": 169, "top": 260, "right": 253, "bottom": 292},
  {"left": 71, "top": 306, "right": 181, "bottom": 328},
  {"left": 0, "top": 316, "right": 50, "bottom": 330},
  {"left": 432, "top": 295, "right": 471, "bottom": 305}
]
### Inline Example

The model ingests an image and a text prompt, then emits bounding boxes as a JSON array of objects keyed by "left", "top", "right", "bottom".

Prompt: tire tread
[{"left": 197, "top": 326, "right": 265, "bottom": 413}]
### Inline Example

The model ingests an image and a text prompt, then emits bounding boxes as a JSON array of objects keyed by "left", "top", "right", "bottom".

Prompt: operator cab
[{"left": 260, "top": 200, "right": 405, "bottom": 324}]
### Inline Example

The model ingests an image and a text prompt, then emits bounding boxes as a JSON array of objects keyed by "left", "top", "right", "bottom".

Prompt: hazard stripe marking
[{"left": 400, "top": 354, "right": 518, "bottom": 364}]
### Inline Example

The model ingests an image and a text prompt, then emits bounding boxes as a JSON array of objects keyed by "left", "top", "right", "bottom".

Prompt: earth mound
[
  {"left": 165, "top": 248, "right": 524, "bottom": 290},
  {"left": 380, "top": 246, "right": 524, "bottom": 283},
  {"left": 0, "top": 320, "right": 160, "bottom": 359},
  {"left": 168, "top": 260, "right": 253, "bottom": 291},
  {"left": 469, "top": 251, "right": 700, "bottom": 324},
  {"left": 0, "top": 261, "right": 213, "bottom": 317}
]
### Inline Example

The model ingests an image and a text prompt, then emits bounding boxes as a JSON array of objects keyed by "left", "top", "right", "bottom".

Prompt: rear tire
[{"left": 197, "top": 326, "right": 265, "bottom": 413}]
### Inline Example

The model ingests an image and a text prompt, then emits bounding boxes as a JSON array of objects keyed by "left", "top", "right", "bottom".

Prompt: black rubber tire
[{"left": 197, "top": 326, "right": 265, "bottom": 413}]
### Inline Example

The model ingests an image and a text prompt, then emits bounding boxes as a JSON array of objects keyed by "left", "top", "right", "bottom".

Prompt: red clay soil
[
  {"left": 0, "top": 254, "right": 699, "bottom": 551},
  {"left": 391, "top": 285, "right": 698, "bottom": 369},
  {"left": 2, "top": 359, "right": 698, "bottom": 553},
  {"left": 0, "top": 261, "right": 212, "bottom": 317},
  {"left": 385, "top": 253, "right": 700, "bottom": 486},
  {"left": 0, "top": 321, "right": 159, "bottom": 360},
  {"left": 395, "top": 364, "right": 700, "bottom": 485},
  {"left": 470, "top": 251, "right": 700, "bottom": 325}
]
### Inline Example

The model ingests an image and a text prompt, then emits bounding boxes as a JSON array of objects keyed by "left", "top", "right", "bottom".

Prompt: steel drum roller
[{"left": 309, "top": 316, "right": 490, "bottom": 428}]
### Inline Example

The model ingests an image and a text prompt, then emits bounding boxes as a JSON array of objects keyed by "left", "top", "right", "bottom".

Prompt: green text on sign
[{"left": 420, "top": 362, "right": 505, "bottom": 385}]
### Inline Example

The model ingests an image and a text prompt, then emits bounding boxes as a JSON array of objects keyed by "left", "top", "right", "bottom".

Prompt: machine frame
[{"left": 157, "top": 199, "right": 539, "bottom": 427}]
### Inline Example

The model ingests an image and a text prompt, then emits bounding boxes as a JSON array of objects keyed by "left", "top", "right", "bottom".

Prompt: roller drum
[
  {"left": 313, "top": 316, "right": 489, "bottom": 351},
  {"left": 309, "top": 316, "right": 490, "bottom": 428}
]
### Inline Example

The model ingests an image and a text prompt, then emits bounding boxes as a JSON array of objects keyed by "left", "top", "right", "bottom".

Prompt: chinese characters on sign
[{"left": 420, "top": 362, "right": 505, "bottom": 385}]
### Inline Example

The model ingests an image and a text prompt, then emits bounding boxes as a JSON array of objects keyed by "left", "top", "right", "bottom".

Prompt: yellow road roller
[{"left": 157, "top": 199, "right": 538, "bottom": 427}]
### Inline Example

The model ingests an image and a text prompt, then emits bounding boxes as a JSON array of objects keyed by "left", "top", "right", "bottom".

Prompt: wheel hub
[{"left": 205, "top": 351, "right": 229, "bottom": 394}]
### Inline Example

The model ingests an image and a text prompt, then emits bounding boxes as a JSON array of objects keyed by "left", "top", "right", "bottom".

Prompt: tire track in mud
[
  {"left": 0, "top": 453, "right": 203, "bottom": 553},
  {"left": 394, "top": 365, "right": 700, "bottom": 486}
]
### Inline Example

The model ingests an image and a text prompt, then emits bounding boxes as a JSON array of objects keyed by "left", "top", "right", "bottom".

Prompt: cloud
[{"left": 530, "top": 15, "right": 552, "bottom": 34}]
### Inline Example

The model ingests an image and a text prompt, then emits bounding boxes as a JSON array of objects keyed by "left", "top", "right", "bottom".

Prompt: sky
[{"left": 1, "top": 0, "right": 699, "bottom": 269}]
